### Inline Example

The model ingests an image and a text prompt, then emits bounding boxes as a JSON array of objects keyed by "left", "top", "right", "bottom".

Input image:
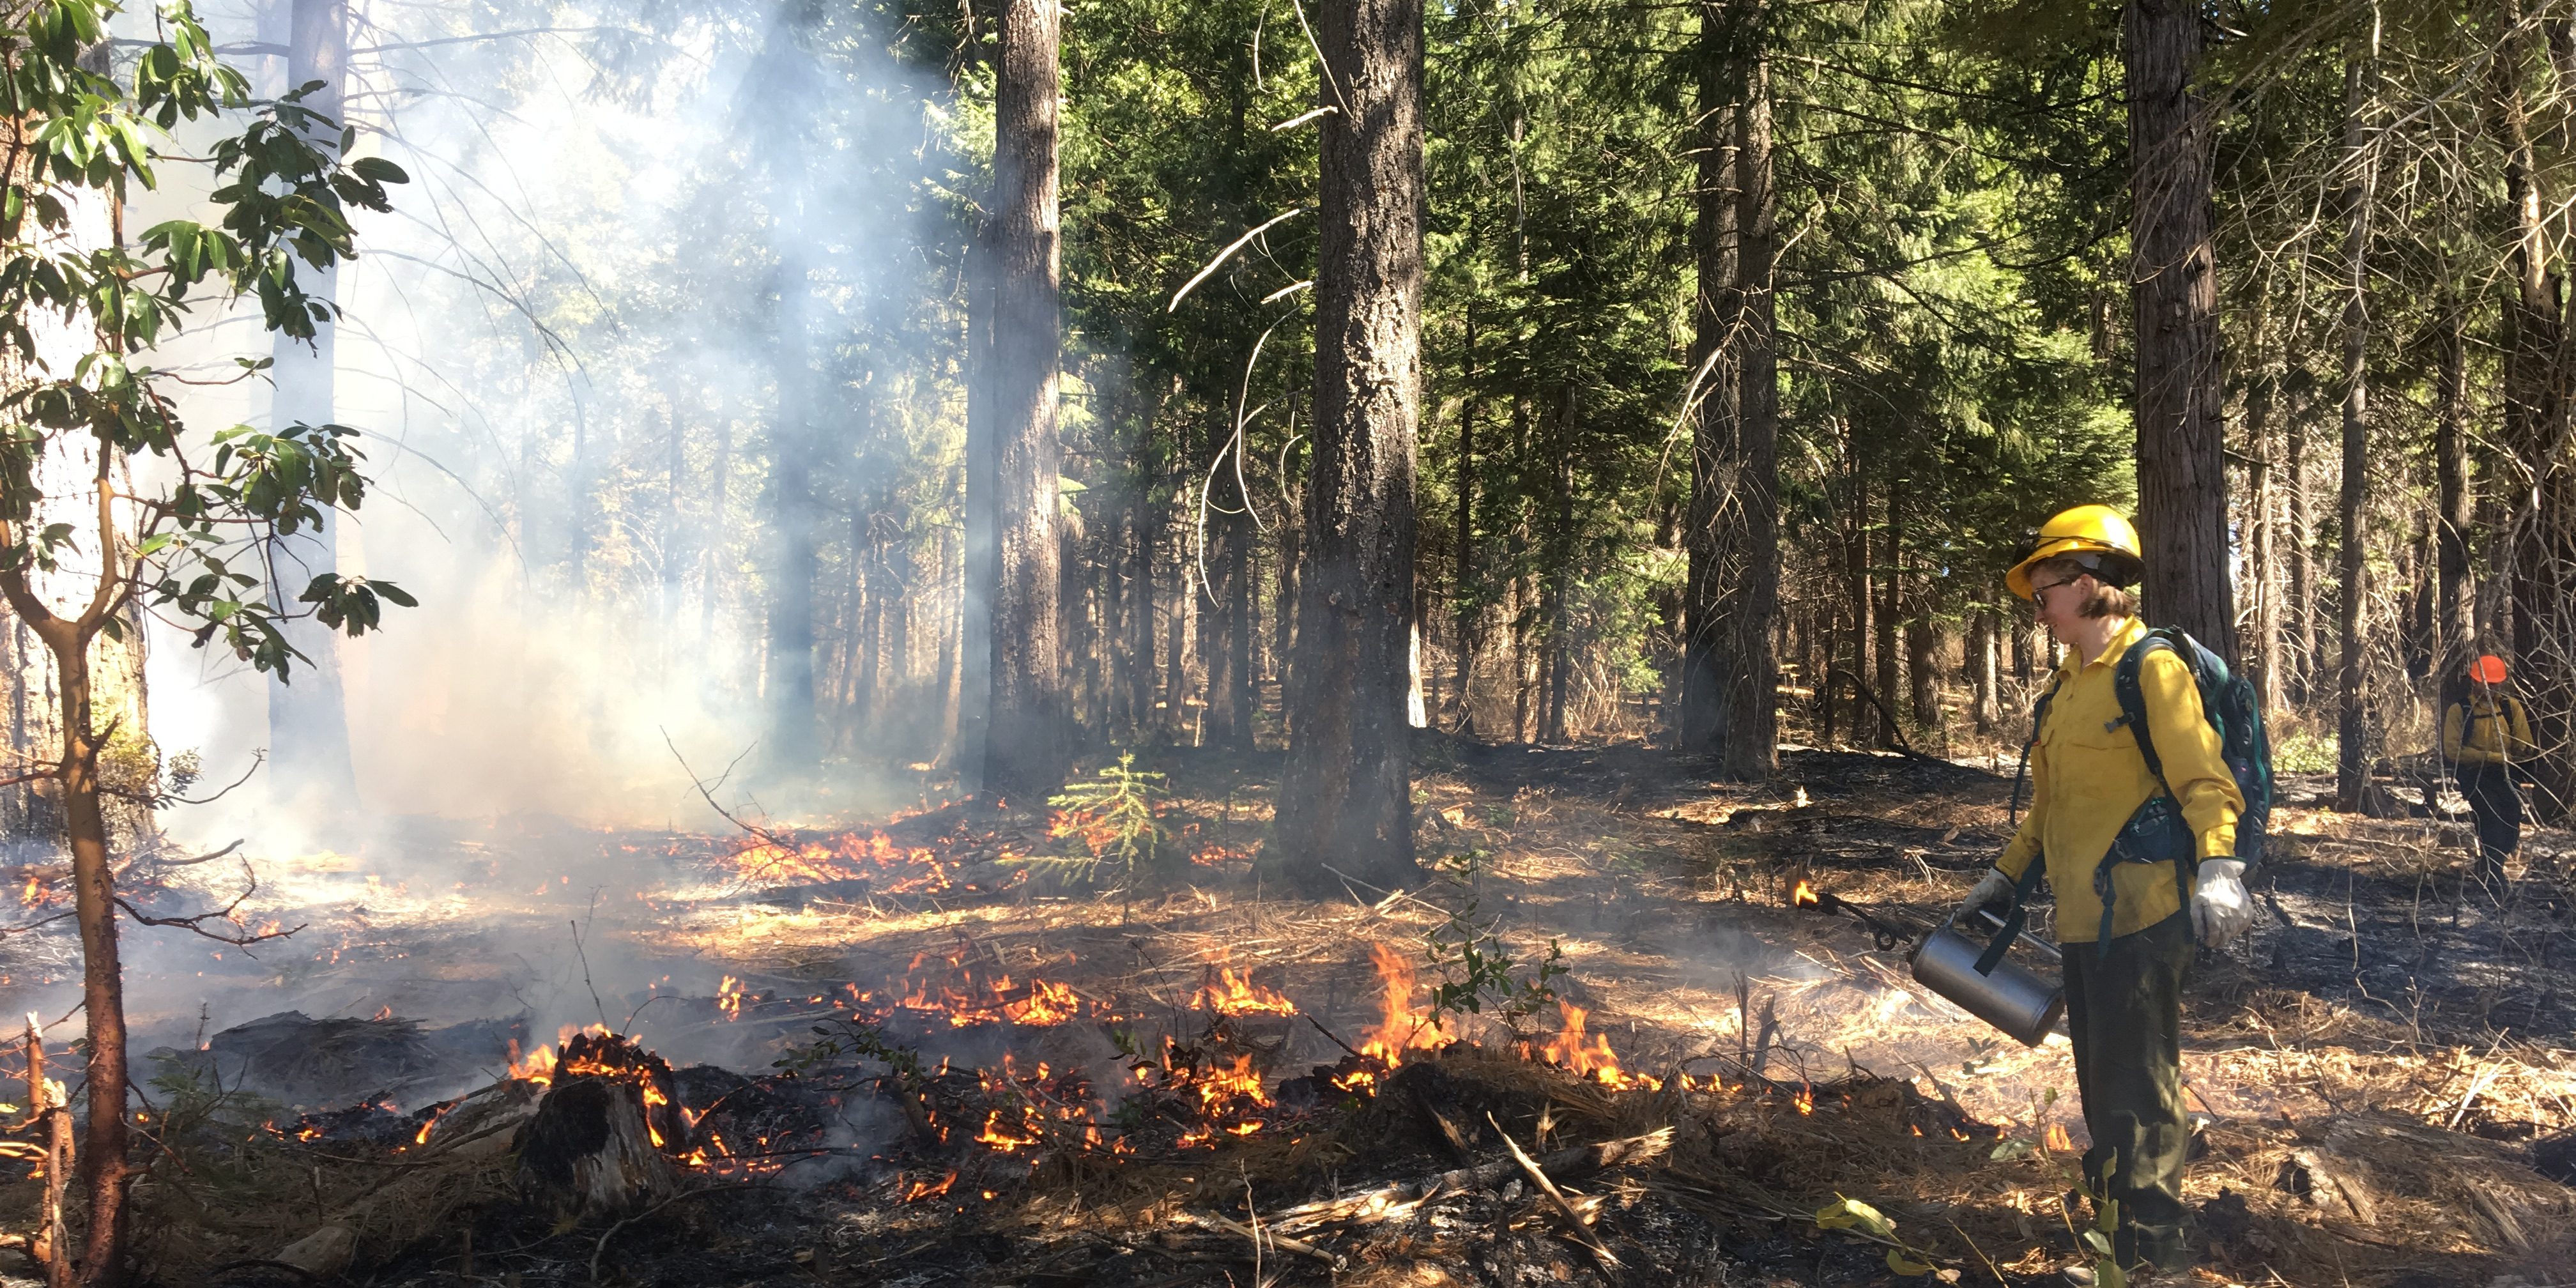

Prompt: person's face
[{"left": 2030, "top": 568, "right": 2092, "bottom": 636}]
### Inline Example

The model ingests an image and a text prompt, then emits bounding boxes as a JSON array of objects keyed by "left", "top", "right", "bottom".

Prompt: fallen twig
[
  {"left": 1490, "top": 1112, "right": 1618, "bottom": 1267},
  {"left": 1171, "top": 1211, "right": 1342, "bottom": 1269},
  {"left": 1266, "top": 1128, "right": 1671, "bottom": 1230}
]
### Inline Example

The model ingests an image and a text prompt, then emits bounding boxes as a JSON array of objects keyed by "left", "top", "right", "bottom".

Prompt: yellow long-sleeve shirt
[
  {"left": 1998, "top": 617, "right": 2246, "bottom": 942},
  {"left": 2442, "top": 693, "right": 2534, "bottom": 766}
]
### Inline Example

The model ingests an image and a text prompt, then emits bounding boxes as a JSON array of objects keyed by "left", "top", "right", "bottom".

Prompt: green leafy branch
[{"left": 1422, "top": 850, "right": 1568, "bottom": 1038}]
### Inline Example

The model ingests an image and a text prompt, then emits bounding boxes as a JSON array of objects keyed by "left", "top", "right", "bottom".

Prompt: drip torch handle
[{"left": 1968, "top": 906, "right": 2062, "bottom": 962}]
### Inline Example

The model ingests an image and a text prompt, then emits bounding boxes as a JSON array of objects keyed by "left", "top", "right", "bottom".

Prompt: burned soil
[{"left": 4, "top": 738, "right": 2573, "bottom": 1287}]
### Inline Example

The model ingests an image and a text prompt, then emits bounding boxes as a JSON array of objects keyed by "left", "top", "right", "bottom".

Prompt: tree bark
[
  {"left": 1206, "top": 411, "right": 1254, "bottom": 751},
  {"left": 1874, "top": 491, "right": 1900, "bottom": 747},
  {"left": 2492, "top": 13, "right": 2576, "bottom": 821},
  {"left": 1846, "top": 467, "right": 1871, "bottom": 739},
  {"left": 1970, "top": 608, "right": 1998, "bottom": 735},
  {"left": 1276, "top": 0, "right": 1422, "bottom": 892},
  {"left": 1722, "top": 44, "right": 1781, "bottom": 777},
  {"left": 2248, "top": 355, "right": 2282, "bottom": 716},
  {"left": 1453, "top": 312, "right": 1478, "bottom": 733},
  {"left": 762, "top": 278, "right": 820, "bottom": 773},
  {"left": 45, "top": 629, "right": 126, "bottom": 1288},
  {"left": 2434, "top": 289, "right": 2474, "bottom": 676},
  {"left": 2126, "top": 0, "right": 2234, "bottom": 660},
  {"left": 982, "top": 0, "right": 1067, "bottom": 796},
  {"left": 958, "top": 227, "right": 995, "bottom": 776},
  {"left": 2286, "top": 376, "right": 2315, "bottom": 703},
  {"left": 1678, "top": 0, "right": 1738, "bottom": 758},
  {"left": 1543, "top": 395, "right": 1572, "bottom": 743},
  {"left": 2335, "top": 51, "right": 2375, "bottom": 813},
  {"left": 264, "top": 0, "right": 359, "bottom": 811}
]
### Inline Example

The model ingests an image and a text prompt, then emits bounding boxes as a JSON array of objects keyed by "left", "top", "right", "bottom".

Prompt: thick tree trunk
[
  {"left": 1453, "top": 315, "right": 1478, "bottom": 733},
  {"left": 56, "top": 637, "right": 126, "bottom": 1288},
  {"left": 1906, "top": 616, "right": 1938, "bottom": 737},
  {"left": 1846, "top": 471, "right": 1871, "bottom": 740},
  {"left": 1206, "top": 415, "right": 1253, "bottom": 751},
  {"left": 2248, "top": 356, "right": 2283, "bottom": 716},
  {"left": 2286, "top": 378, "right": 2315, "bottom": 703},
  {"left": 1970, "top": 608, "right": 1998, "bottom": 735},
  {"left": 2434, "top": 290, "right": 2474, "bottom": 675},
  {"left": 958, "top": 225, "right": 995, "bottom": 777},
  {"left": 2126, "top": 0, "right": 2234, "bottom": 660},
  {"left": 982, "top": 0, "right": 1067, "bottom": 795},
  {"left": 1276, "top": 0, "right": 1422, "bottom": 892},
  {"left": 762, "top": 307, "right": 820, "bottom": 773},
  {"left": 3, "top": 608, "right": 136, "bottom": 1288},
  {"left": 1874, "top": 492, "right": 1900, "bottom": 747},
  {"left": 1724, "top": 50, "right": 1781, "bottom": 777},
  {"left": 1678, "top": 0, "right": 1738, "bottom": 758},
  {"left": 2492, "top": 19, "right": 2576, "bottom": 821},
  {"left": 2335, "top": 52, "right": 2375, "bottom": 813},
  {"left": 264, "top": 0, "right": 358, "bottom": 811},
  {"left": 1543, "top": 400, "right": 1572, "bottom": 743},
  {"left": 1125, "top": 386, "right": 1168, "bottom": 740}
]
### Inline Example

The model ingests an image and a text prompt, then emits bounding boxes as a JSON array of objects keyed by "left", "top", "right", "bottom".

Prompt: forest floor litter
[{"left": 4, "top": 736, "right": 2573, "bottom": 1286}]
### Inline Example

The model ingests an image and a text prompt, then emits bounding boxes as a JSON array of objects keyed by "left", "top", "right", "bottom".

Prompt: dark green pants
[{"left": 2063, "top": 910, "right": 2193, "bottom": 1269}]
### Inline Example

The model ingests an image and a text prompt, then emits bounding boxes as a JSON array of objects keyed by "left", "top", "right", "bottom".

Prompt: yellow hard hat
[{"left": 2006, "top": 505, "right": 2145, "bottom": 600}]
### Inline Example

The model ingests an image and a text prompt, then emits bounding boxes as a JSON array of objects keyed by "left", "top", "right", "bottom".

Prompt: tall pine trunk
[
  {"left": 1276, "top": 0, "right": 1422, "bottom": 891},
  {"left": 1724, "top": 42, "right": 1781, "bottom": 776},
  {"left": 2334, "top": 52, "right": 2376, "bottom": 812},
  {"left": 2492, "top": 19, "right": 2572, "bottom": 818},
  {"left": 982, "top": 0, "right": 1067, "bottom": 795},
  {"left": 1206, "top": 411, "right": 1253, "bottom": 751},
  {"left": 1453, "top": 314, "right": 1478, "bottom": 732},
  {"left": 1874, "top": 491, "right": 1900, "bottom": 747},
  {"left": 2434, "top": 289, "right": 2474, "bottom": 676},
  {"left": 1678, "top": 0, "right": 1738, "bottom": 758},
  {"left": 2247, "top": 350, "right": 2283, "bottom": 716},
  {"left": 2286, "top": 376, "right": 2315, "bottom": 702},
  {"left": 762, "top": 280, "right": 820, "bottom": 773},
  {"left": 264, "top": 0, "right": 359, "bottom": 810},
  {"left": 2126, "top": 0, "right": 2233, "bottom": 659}
]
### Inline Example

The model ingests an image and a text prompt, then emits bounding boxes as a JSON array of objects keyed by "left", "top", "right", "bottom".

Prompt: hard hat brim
[{"left": 2006, "top": 539, "right": 2144, "bottom": 600}]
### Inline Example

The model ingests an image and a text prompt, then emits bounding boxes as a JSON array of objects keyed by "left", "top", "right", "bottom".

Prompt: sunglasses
[{"left": 2031, "top": 575, "right": 2087, "bottom": 600}]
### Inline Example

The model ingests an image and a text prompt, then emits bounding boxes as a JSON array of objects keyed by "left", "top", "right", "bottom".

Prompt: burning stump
[
  {"left": 516, "top": 1077, "right": 676, "bottom": 1223},
  {"left": 512, "top": 1032, "right": 690, "bottom": 1223}
]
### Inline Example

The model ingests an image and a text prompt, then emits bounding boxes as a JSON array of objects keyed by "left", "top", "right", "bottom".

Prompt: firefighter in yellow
[
  {"left": 2442, "top": 653, "right": 2535, "bottom": 887},
  {"left": 1955, "top": 505, "right": 2248, "bottom": 1283}
]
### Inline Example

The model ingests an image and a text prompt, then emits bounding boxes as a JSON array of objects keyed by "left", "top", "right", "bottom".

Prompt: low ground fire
[{"left": 3, "top": 744, "right": 2573, "bottom": 1287}]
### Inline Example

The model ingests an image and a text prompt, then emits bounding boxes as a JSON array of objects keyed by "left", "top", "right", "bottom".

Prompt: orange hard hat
[{"left": 2473, "top": 654, "right": 2508, "bottom": 685}]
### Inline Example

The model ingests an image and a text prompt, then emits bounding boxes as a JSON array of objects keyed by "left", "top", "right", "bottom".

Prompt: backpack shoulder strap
[
  {"left": 2009, "top": 671, "right": 2069, "bottom": 831},
  {"left": 2111, "top": 629, "right": 2188, "bottom": 792}
]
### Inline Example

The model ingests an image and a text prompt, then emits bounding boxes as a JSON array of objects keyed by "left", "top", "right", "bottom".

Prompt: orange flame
[
  {"left": 974, "top": 1107, "right": 1045, "bottom": 1153},
  {"left": 896, "top": 952, "right": 1085, "bottom": 1029},
  {"left": 1358, "top": 942, "right": 1450, "bottom": 1066},
  {"left": 2045, "top": 1123, "right": 2074, "bottom": 1152},
  {"left": 726, "top": 830, "right": 953, "bottom": 894},
  {"left": 1537, "top": 1000, "right": 1655, "bottom": 1091},
  {"left": 1791, "top": 880, "right": 1820, "bottom": 907},
  {"left": 717, "top": 976, "right": 747, "bottom": 1020},
  {"left": 1193, "top": 958, "right": 1297, "bottom": 1018},
  {"left": 900, "top": 1170, "right": 959, "bottom": 1202},
  {"left": 1003, "top": 978, "right": 1081, "bottom": 1025}
]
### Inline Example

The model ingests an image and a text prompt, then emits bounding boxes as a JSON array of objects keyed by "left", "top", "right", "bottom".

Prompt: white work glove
[
  {"left": 1956, "top": 867, "right": 2015, "bottom": 924},
  {"left": 2191, "top": 859, "right": 2253, "bottom": 946}
]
